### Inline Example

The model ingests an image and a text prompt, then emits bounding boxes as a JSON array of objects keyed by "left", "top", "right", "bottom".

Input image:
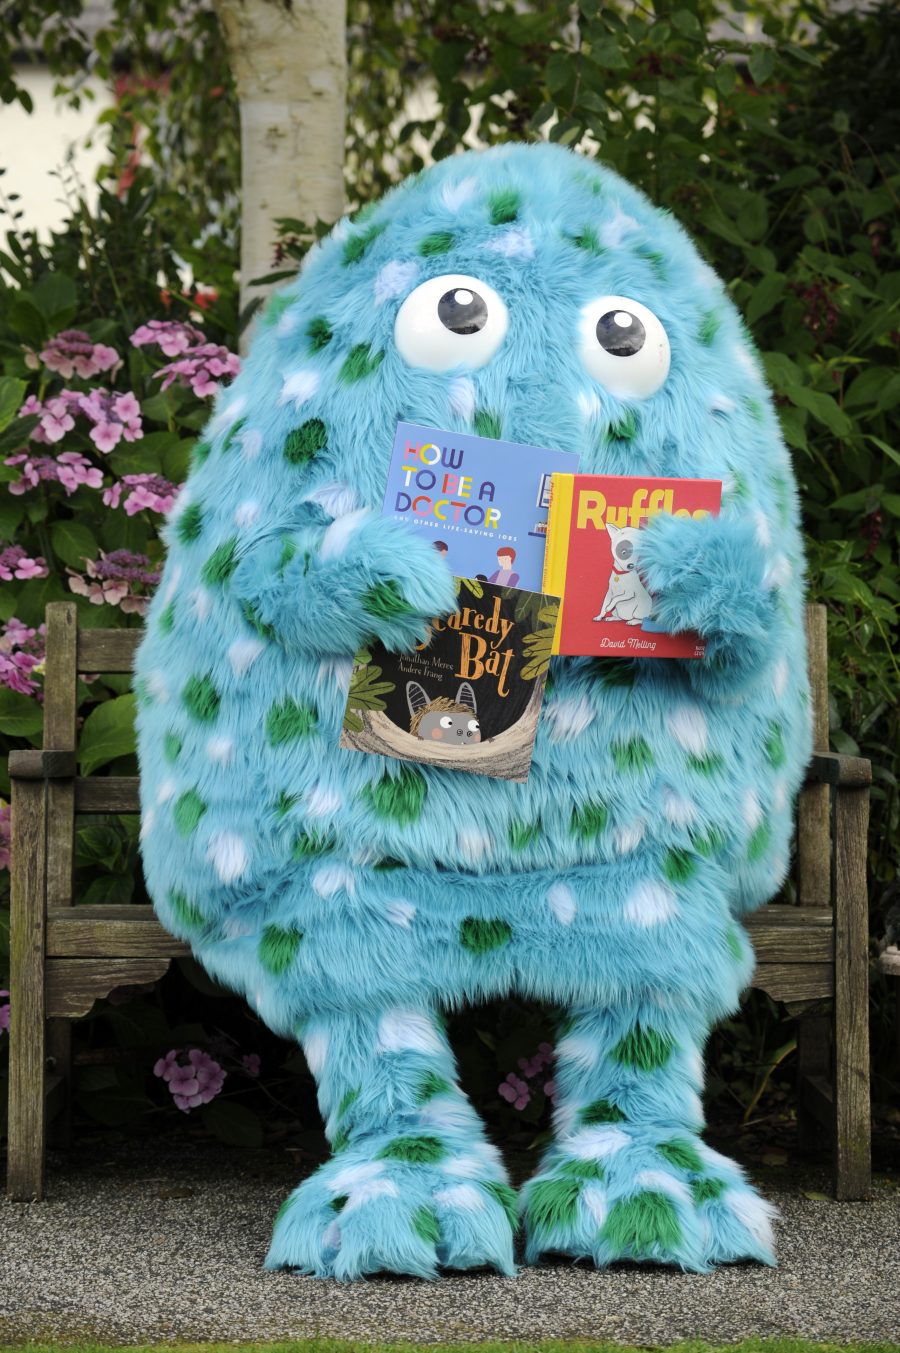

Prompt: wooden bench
[{"left": 6, "top": 601, "right": 873, "bottom": 1201}]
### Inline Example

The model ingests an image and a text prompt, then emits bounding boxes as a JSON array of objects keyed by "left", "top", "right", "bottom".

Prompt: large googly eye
[
  {"left": 578, "top": 295, "right": 670, "bottom": 399},
  {"left": 395, "top": 273, "right": 508, "bottom": 371},
  {"left": 439, "top": 715, "right": 454, "bottom": 729}
]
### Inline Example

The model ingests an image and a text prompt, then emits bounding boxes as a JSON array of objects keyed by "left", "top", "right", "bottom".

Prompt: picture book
[
  {"left": 340, "top": 578, "right": 559, "bottom": 782},
  {"left": 382, "top": 421, "right": 578, "bottom": 592},
  {"left": 542, "top": 474, "right": 722, "bottom": 659}
]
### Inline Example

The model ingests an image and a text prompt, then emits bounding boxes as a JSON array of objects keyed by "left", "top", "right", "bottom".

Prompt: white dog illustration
[{"left": 592, "top": 523, "right": 653, "bottom": 626}]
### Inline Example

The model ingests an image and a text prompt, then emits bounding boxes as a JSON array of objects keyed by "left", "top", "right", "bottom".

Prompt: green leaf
[
  {"left": 203, "top": 1099, "right": 264, "bottom": 1147},
  {"left": 0, "top": 377, "right": 26, "bottom": 434},
  {"left": 51, "top": 520, "right": 98, "bottom": 569},
  {"left": 746, "top": 274, "right": 785, "bottom": 325},
  {"left": 748, "top": 46, "right": 775, "bottom": 85},
  {"left": 0, "top": 414, "right": 40, "bottom": 456},
  {"left": 0, "top": 687, "right": 43, "bottom": 737},
  {"left": 78, "top": 694, "right": 137, "bottom": 774},
  {"left": 31, "top": 271, "right": 78, "bottom": 319},
  {"left": 785, "top": 386, "right": 853, "bottom": 438}
]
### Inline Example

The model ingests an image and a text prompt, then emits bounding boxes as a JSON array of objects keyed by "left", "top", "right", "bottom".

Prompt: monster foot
[
  {"left": 522, "top": 1126, "right": 777, "bottom": 1272},
  {"left": 266, "top": 1132, "right": 517, "bottom": 1279}
]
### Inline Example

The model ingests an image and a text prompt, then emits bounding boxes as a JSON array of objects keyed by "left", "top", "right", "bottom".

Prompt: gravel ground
[{"left": 1, "top": 1139, "right": 898, "bottom": 1347}]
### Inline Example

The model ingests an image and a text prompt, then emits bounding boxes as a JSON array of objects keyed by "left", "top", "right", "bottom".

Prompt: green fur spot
[
  {"left": 412, "top": 1206, "right": 440, "bottom": 1244},
  {"left": 158, "top": 600, "right": 175, "bottom": 634},
  {"left": 240, "top": 598, "right": 276, "bottom": 641},
  {"left": 332, "top": 1127, "right": 350, "bottom": 1154},
  {"left": 330, "top": 1193, "right": 348, "bottom": 1213},
  {"left": 259, "top": 924, "right": 303, "bottom": 976},
  {"left": 340, "top": 344, "right": 384, "bottom": 384},
  {"left": 343, "top": 222, "right": 386, "bottom": 265},
  {"left": 743, "top": 394, "right": 765, "bottom": 423},
  {"left": 635, "top": 244, "right": 667, "bottom": 279},
  {"left": 163, "top": 732, "right": 182, "bottom": 764},
  {"left": 182, "top": 674, "right": 220, "bottom": 724},
  {"left": 571, "top": 799, "right": 608, "bottom": 840},
  {"left": 168, "top": 890, "right": 204, "bottom": 931},
  {"left": 460, "top": 916, "right": 513, "bottom": 954},
  {"left": 482, "top": 1179, "right": 519, "bottom": 1228},
  {"left": 278, "top": 538, "right": 297, "bottom": 577},
  {"left": 526, "top": 1175, "right": 583, "bottom": 1232},
  {"left": 688, "top": 752, "right": 724, "bottom": 776},
  {"left": 274, "top": 1195, "right": 294, "bottom": 1224},
  {"left": 373, "top": 856, "right": 405, "bottom": 871},
  {"left": 363, "top": 765, "right": 427, "bottom": 825},
  {"left": 176, "top": 502, "right": 203, "bottom": 544},
  {"left": 284, "top": 418, "right": 328, "bottom": 465},
  {"left": 361, "top": 578, "right": 415, "bottom": 622},
  {"left": 724, "top": 467, "right": 750, "bottom": 503},
  {"left": 766, "top": 721, "right": 786, "bottom": 768},
  {"left": 771, "top": 471, "right": 792, "bottom": 525},
  {"left": 509, "top": 819, "right": 541, "bottom": 850},
  {"left": 612, "top": 1023, "right": 674, "bottom": 1072},
  {"left": 292, "top": 830, "right": 334, "bottom": 860},
  {"left": 473, "top": 409, "right": 502, "bottom": 439},
  {"left": 378, "top": 1135, "right": 446, "bottom": 1165},
  {"left": 602, "top": 1191, "right": 682, "bottom": 1253},
  {"left": 613, "top": 736, "right": 654, "bottom": 773},
  {"left": 274, "top": 790, "right": 298, "bottom": 819},
  {"left": 568, "top": 225, "right": 603, "bottom": 255},
  {"left": 201, "top": 538, "right": 238, "bottom": 586},
  {"left": 580, "top": 1098, "right": 625, "bottom": 1125},
  {"left": 133, "top": 676, "right": 150, "bottom": 709},
  {"left": 663, "top": 847, "right": 696, "bottom": 884},
  {"left": 306, "top": 316, "right": 333, "bottom": 352},
  {"left": 693, "top": 824, "right": 726, "bottom": 857},
  {"left": 725, "top": 924, "right": 744, "bottom": 961},
  {"left": 698, "top": 311, "right": 721, "bottom": 346},
  {"left": 263, "top": 292, "right": 292, "bottom": 327},
  {"left": 222, "top": 418, "right": 246, "bottom": 453},
  {"left": 659, "top": 1138, "right": 705, "bottom": 1173},
  {"left": 692, "top": 1176, "right": 727, "bottom": 1204},
  {"left": 418, "top": 231, "right": 454, "bottom": 256},
  {"left": 266, "top": 698, "right": 317, "bottom": 745},
  {"left": 748, "top": 821, "right": 772, "bottom": 861},
  {"left": 558, "top": 1158, "right": 606, "bottom": 1181},
  {"left": 191, "top": 440, "right": 211, "bottom": 470},
  {"left": 606, "top": 409, "right": 638, "bottom": 442},
  {"left": 337, "top": 1087, "right": 359, "bottom": 1118},
  {"left": 416, "top": 1071, "right": 452, "bottom": 1104},
  {"left": 173, "top": 790, "right": 206, "bottom": 837},
  {"left": 489, "top": 188, "right": 520, "bottom": 225}
]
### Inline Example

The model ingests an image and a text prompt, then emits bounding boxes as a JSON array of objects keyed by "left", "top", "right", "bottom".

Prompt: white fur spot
[
  {"left": 624, "top": 879, "right": 678, "bottom": 928},
  {"left": 279, "top": 368, "right": 321, "bottom": 409},
  {"left": 763, "top": 553, "right": 792, "bottom": 589},
  {"left": 662, "top": 787, "right": 697, "bottom": 827},
  {"left": 206, "top": 735, "right": 234, "bottom": 765},
  {"left": 685, "top": 1045, "right": 705, "bottom": 1087},
  {"left": 208, "top": 831, "right": 248, "bottom": 884},
  {"left": 222, "top": 915, "right": 254, "bottom": 939},
  {"left": 321, "top": 1219, "right": 342, "bottom": 1252},
  {"left": 343, "top": 1178, "right": 401, "bottom": 1212},
  {"left": 228, "top": 637, "right": 265, "bottom": 676},
  {"left": 772, "top": 657, "right": 789, "bottom": 699},
  {"left": 234, "top": 499, "right": 261, "bottom": 528},
  {"left": 434, "top": 1183, "right": 485, "bottom": 1212},
  {"left": 772, "top": 777, "right": 788, "bottom": 813},
  {"left": 440, "top": 176, "right": 477, "bottom": 212},
  {"left": 305, "top": 783, "right": 342, "bottom": 818},
  {"left": 544, "top": 695, "right": 595, "bottom": 742},
  {"left": 636, "top": 1170, "right": 692, "bottom": 1205},
  {"left": 376, "top": 1008, "right": 443, "bottom": 1056},
  {"left": 305, "top": 481, "right": 360, "bottom": 519},
  {"left": 485, "top": 226, "right": 534, "bottom": 259},
  {"left": 448, "top": 374, "right": 476, "bottom": 421},
  {"left": 600, "top": 207, "right": 639, "bottom": 249},
  {"left": 161, "top": 563, "right": 182, "bottom": 605},
  {"left": 275, "top": 308, "right": 299, "bottom": 338},
  {"left": 320, "top": 507, "right": 371, "bottom": 560},
  {"left": 140, "top": 808, "right": 155, "bottom": 840},
  {"left": 709, "top": 393, "right": 736, "bottom": 416},
  {"left": 750, "top": 507, "right": 772, "bottom": 549},
  {"left": 577, "top": 388, "right": 603, "bottom": 420},
  {"left": 312, "top": 864, "right": 356, "bottom": 898},
  {"left": 329, "top": 1160, "right": 383, "bottom": 1193},
  {"left": 240, "top": 427, "right": 263, "bottom": 460},
  {"left": 668, "top": 703, "right": 708, "bottom": 755},
  {"left": 582, "top": 1182, "right": 608, "bottom": 1228},
  {"left": 613, "top": 819, "right": 645, "bottom": 855},
  {"left": 146, "top": 670, "right": 170, "bottom": 704},
  {"left": 385, "top": 899, "right": 416, "bottom": 928},
  {"left": 742, "top": 788, "right": 763, "bottom": 832},
  {"left": 546, "top": 882, "right": 577, "bottom": 926},
  {"left": 459, "top": 827, "right": 491, "bottom": 865},
  {"left": 734, "top": 344, "right": 761, "bottom": 380},
  {"left": 316, "top": 657, "right": 353, "bottom": 693},
  {"left": 695, "top": 261, "right": 721, "bottom": 292},
  {"left": 374, "top": 259, "right": 419, "bottom": 305},
  {"left": 555, "top": 1033, "right": 597, "bottom": 1070},
  {"left": 567, "top": 1126, "right": 630, "bottom": 1158},
  {"left": 301, "top": 1027, "right": 329, "bottom": 1077},
  {"left": 727, "top": 1189, "right": 779, "bottom": 1249},
  {"left": 209, "top": 396, "right": 246, "bottom": 437},
  {"left": 156, "top": 778, "right": 177, "bottom": 805},
  {"left": 189, "top": 588, "right": 212, "bottom": 623}
]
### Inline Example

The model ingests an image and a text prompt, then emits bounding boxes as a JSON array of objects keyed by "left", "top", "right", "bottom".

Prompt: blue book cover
[{"left": 381, "top": 420, "right": 579, "bottom": 592}]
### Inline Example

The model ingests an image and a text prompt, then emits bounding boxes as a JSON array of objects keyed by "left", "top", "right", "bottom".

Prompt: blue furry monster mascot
[{"left": 135, "top": 143, "right": 811, "bottom": 1279}]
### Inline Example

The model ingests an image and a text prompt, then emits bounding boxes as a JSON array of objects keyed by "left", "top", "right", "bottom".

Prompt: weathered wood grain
[
  {"left": 75, "top": 777, "right": 141, "bottom": 814},
  {"left": 46, "top": 957, "right": 176, "bottom": 1019},
  {"left": 752, "top": 962, "right": 834, "bottom": 1003},
  {"left": 833, "top": 783, "right": 872, "bottom": 1199},
  {"left": 7, "top": 776, "right": 48, "bottom": 1200},
  {"left": 47, "top": 906, "right": 189, "bottom": 958},
  {"left": 77, "top": 626, "right": 142, "bottom": 673}
]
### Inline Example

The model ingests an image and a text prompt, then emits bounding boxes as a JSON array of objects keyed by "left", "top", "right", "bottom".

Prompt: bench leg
[
  {"left": 796, "top": 1012, "right": 831, "bottom": 1157},
  {"left": 833, "top": 783, "right": 871, "bottom": 1200}
]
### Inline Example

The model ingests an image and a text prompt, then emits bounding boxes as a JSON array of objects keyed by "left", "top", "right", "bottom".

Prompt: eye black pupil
[
  {"left": 438, "top": 287, "right": 488, "bottom": 336},
  {"left": 596, "top": 309, "right": 645, "bottom": 357}
]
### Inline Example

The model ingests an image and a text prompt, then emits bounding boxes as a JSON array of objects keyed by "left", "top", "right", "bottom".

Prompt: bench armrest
[
  {"left": 8, "top": 749, "right": 77, "bottom": 779},
  {"left": 805, "top": 751, "right": 871, "bottom": 788}
]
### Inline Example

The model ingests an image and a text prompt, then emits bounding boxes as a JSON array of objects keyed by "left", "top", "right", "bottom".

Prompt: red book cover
[{"left": 542, "top": 474, "right": 722, "bottom": 659}]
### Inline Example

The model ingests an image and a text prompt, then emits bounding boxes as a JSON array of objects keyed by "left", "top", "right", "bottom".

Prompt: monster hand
[
  {"left": 636, "top": 512, "right": 783, "bottom": 684},
  {"left": 231, "top": 510, "right": 458, "bottom": 658}
]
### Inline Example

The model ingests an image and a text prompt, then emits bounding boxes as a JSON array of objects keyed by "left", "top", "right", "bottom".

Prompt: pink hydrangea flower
[
  {"left": 40, "top": 330, "right": 121, "bottom": 380},
  {"left": 0, "top": 989, "right": 10, "bottom": 1034},
  {"left": 241, "top": 1053, "right": 261, "bottom": 1078},
  {"left": 103, "top": 473, "right": 179, "bottom": 516},
  {"left": 5, "top": 450, "right": 104, "bottom": 496},
  {"left": 67, "top": 550, "right": 160, "bottom": 615},
  {"left": 517, "top": 1042, "right": 555, "bottom": 1080},
  {"left": 0, "top": 544, "right": 48, "bottom": 583},
  {"left": 0, "top": 618, "right": 45, "bottom": 697},
  {"left": 154, "top": 1047, "right": 226, "bottom": 1112},
  {"left": 18, "top": 391, "right": 83, "bottom": 446},
  {"left": 155, "top": 343, "right": 240, "bottom": 399},
  {"left": 498, "top": 1072, "right": 531, "bottom": 1111},
  {"left": 130, "top": 319, "right": 205, "bottom": 358},
  {"left": 78, "top": 389, "right": 143, "bottom": 452},
  {"left": 0, "top": 799, "right": 10, "bottom": 873}
]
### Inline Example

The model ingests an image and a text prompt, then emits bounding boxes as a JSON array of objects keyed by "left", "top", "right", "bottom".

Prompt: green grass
[{"left": 3, "top": 1339, "right": 897, "bottom": 1353}]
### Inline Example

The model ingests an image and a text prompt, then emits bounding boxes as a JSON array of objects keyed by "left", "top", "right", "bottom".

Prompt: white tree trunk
[{"left": 213, "top": 0, "right": 347, "bottom": 333}]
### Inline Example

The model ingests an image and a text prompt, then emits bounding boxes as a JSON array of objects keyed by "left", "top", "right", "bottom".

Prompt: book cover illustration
[
  {"left": 542, "top": 474, "right": 722, "bottom": 659},
  {"left": 382, "top": 421, "right": 578, "bottom": 592},
  {"left": 340, "top": 579, "right": 559, "bottom": 782}
]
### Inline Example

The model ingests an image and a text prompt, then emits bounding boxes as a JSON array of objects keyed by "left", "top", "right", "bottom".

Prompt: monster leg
[
  {"left": 522, "top": 1001, "right": 777, "bottom": 1271},
  {"left": 266, "top": 1005, "right": 517, "bottom": 1279}
]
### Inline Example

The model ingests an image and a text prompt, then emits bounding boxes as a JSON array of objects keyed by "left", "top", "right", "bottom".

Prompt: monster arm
[
  {"left": 230, "top": 508, "right": 458, "bottom": 658},
  {"left": 637, "top": 512, "right": 781, "bottom": 683}
]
